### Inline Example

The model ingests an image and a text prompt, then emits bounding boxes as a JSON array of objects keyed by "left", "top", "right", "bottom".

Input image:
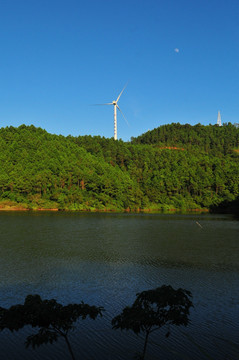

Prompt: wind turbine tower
[
  {"left": 217, "top": 111, "right": 222, "bottom": 126},
  {"left": 95, "top": 84, "right": 128, "bottom": 140}
]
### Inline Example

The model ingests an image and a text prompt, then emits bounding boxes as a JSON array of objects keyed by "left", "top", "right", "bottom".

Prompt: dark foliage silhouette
[
  {"left": 112, "top": 285, "right": 193, "bottom": 360},
  {"left": 0, "top": 295, "right": 104, "bottom": 360}
]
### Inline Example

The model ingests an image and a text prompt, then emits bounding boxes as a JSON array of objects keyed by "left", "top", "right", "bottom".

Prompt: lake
[{"left": 0, "top": 212, "right": 239, "bottom": 359}]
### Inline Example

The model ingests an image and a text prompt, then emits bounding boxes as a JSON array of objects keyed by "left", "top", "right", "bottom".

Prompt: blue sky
[{"left": 0, "top": 0, "right": 238, "bottom": 141}]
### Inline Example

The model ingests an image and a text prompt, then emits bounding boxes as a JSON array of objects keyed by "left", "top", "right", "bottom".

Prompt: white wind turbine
[{"left": 94, "top": 84, "right": 128, "bottom": 140}]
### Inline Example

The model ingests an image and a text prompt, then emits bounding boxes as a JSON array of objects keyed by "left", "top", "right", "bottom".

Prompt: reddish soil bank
[
  {"left": 0, "top": 206, "right": 58, "bottom": 211},
  {"left": 0, "top": 206, "right": 28, "bottom": 211}
]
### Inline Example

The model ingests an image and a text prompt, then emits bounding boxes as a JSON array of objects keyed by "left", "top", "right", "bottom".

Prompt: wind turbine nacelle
[{"left": 112, "top": 101, "right": 117, "bottom": 105}]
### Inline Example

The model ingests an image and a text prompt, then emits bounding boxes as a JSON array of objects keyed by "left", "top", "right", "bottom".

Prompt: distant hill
[
  {"left": 0, "top": 124, "right": 238, "bottom": 212},
  {"left": 131, "top": 123, "right": 239, "bottom": 155}
]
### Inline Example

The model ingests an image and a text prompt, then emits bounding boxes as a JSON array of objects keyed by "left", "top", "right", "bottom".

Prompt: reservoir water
[{"left": 0, "top": 212, "right": 239, "bottom": 359}]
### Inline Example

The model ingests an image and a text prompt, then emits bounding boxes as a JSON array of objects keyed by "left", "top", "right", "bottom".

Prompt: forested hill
[
  {"left": 0, "top": 124, "right": 238, "bottom": 212},
  {"left": 131, "top": 123, "right": 239, "bottom": 155}
]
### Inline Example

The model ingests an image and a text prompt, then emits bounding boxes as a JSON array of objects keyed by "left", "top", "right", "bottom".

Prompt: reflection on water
[{"left": 0, "top": 212, "right": 239, "bottom": 359}]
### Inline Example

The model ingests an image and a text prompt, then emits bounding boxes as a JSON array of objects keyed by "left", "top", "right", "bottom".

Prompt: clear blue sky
[{"left": 0, "top": 0, "right": 238, "bottom": 141}]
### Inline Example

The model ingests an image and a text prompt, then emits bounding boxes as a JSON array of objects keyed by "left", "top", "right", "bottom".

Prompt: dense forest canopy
[
  {"left": 0, "top": 123, "right": 238, "bottom": 212},
  {"left": 131, "top": 123, "right": 239, "bottom": 155}
]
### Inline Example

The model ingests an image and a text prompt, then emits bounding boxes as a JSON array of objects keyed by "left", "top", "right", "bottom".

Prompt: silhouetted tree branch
[
  {"left": 0, "top": 294, "right": 104, "bottom": 360},
  {"left": 112, "top": 285, "right": 193, "bottom": 360}
]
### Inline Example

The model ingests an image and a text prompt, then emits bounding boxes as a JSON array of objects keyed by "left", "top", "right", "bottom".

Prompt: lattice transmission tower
[{"left": 217, "top": 111, "right": 222, "bottom": 126}]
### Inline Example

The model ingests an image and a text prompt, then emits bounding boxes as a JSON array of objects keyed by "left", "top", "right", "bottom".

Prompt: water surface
[{"left": 0, "top": 212, "right": 238, "bottom": 359}]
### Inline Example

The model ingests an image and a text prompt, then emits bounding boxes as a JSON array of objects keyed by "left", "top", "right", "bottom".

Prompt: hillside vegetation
[
  {"left": 131, "top": 122, "right": 239, "bottom": 155},
  {"left": 0, "top": 123, "right": 238, "bottom": 212}
]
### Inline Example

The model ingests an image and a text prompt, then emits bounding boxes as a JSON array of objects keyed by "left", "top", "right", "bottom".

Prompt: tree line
[
  {"left": 0, "top": 124, "right": 238, "bottom": 212},
  {"left": 131, "top": 122, "right": 239, "bottom": 155}
]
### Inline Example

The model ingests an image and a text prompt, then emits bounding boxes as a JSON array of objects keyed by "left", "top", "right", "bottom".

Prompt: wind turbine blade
[
  {"left": 116, "top": 83, "right": 128, "bottom": 103},
  {"left": 91, "top": 103, "right": 113, "bottom": 106},
  {"left": 117, "top": 105, "right": 129, "bottom": 126}
]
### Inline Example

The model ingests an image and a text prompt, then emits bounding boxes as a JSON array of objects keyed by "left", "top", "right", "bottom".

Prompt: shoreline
[
  {"left": 0, "top": 205, "right": 209, "bottom": 213},
  {"left": 0, "top": 207, "right": 236, "bottom": 215}
]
